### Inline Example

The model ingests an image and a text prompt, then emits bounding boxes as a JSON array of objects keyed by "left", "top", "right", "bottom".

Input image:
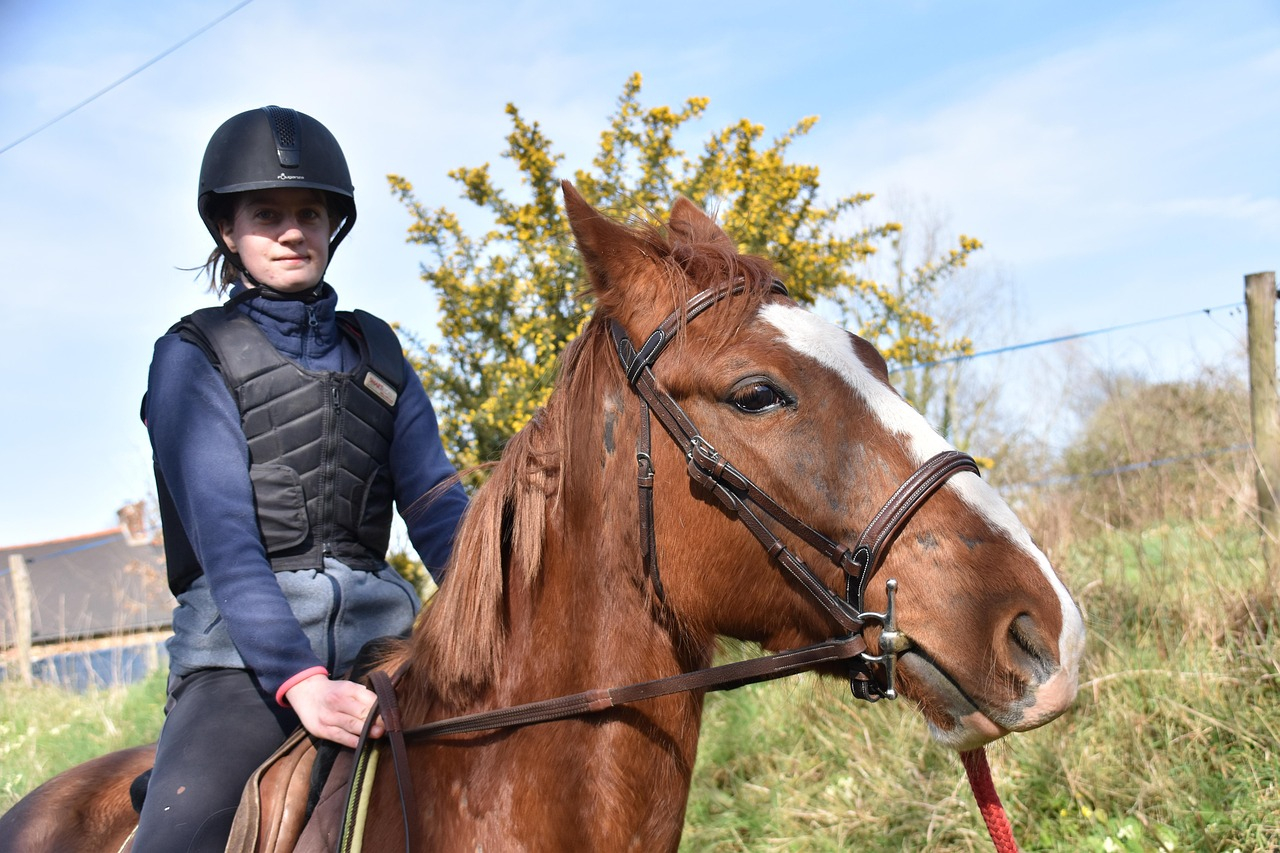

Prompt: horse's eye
[{"left": 730, "top": 382, "right": 786, "bottom": 413}]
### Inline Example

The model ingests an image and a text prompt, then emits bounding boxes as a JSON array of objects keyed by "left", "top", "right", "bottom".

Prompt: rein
[{"left": 348, "top": 280, "right": 1017, "bottom": 852}]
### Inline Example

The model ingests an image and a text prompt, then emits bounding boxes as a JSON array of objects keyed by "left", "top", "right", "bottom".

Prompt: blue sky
[{"left": 1, "top": 0, "right": 1276, "bottom": 546}]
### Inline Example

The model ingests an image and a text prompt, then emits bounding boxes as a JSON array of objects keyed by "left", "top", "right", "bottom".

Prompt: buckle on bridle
[{"left": 851, "top": 579, "right": 913, "bottom": 702}]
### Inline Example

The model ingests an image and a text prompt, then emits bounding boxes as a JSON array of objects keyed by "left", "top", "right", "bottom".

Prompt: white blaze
[{"left": 760, "top": 304, "right": 1086, "bottom": 672}]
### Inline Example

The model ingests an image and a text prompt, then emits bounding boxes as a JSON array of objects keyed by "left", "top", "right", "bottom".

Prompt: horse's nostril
[{"left": 1007, "top": 613, "right": 1054, "bottom": 680}]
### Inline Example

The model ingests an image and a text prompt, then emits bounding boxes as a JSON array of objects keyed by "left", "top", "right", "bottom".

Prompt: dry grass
[{"left": 682, "top": 515, "right": 1280, "bottom": 851}]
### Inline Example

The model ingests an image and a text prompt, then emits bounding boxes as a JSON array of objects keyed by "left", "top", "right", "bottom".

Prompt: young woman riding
[{"left": 134, "top": 105, "right": 468, "bottom": 853}]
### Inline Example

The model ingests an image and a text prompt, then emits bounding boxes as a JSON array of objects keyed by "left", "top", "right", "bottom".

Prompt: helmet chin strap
[
  {"left": 226, "top": 265, "right": 329, "bottom": 304},
  {"left": 253, "top": 279, "right": 329, "bottom": 302}
]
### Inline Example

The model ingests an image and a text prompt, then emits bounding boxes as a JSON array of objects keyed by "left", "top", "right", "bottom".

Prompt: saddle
[
  {"left": 122, "top": 727, "right": 339, "bottom": 853},
  {"left": 223, "top": 719, "right": 376, "bottom": 853},
  {"left": 223, "top": 727, "right": 319, "bottom": 853}
]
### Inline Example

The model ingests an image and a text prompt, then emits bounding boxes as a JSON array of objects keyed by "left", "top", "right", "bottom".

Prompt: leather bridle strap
[
  {"left": 612, "top": 283, "right": 983, "bottom": 703},
  {"left": 340, "top": 669, "right": 419, "bottom": 853},
  {"left": 611, "top": 283, "right": 981, "bottom": 640},
  {"left": 400, "top": 634, "right": 868, "bottom": 740},
  {"left": 611, "top": 281, "right": 865, "bottom": 634},
  {"left": 368, "top": 670, "right": 418, "bottom": 853},
  {"left": 345, "top": 635, "right": 867, "bottom": 850},
  {"left": 848, "top": 449, "right": 981, "bottom": 611},
  {"left": 842, "top": 450, "right": 981, "bottom": 702},
  {"left": 614, "top": 280, "right": 772, "bottom": 603}
]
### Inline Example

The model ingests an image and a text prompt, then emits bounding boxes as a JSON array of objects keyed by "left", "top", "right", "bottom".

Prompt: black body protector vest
[{"left": 154, "top": 305, "right": 406, "bottom": 595}]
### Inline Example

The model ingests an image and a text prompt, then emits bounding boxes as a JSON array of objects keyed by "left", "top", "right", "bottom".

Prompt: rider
[{"left": 134, "top": 106, "right": 468, "bottom": 853}]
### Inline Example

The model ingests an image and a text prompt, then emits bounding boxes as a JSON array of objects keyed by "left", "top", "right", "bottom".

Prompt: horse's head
[{"left": 562, "top": 181, "right": 1085, "bottom": 751}]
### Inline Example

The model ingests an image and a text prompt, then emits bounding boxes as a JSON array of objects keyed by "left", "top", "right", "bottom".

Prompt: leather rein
[{"left": 349, "top": 280, "right": 981, "bottom": 852}]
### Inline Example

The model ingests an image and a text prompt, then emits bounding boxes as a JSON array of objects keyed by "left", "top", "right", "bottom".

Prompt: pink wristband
[{"left": 276, "top": 666, "right": 329, "bottom": 707}]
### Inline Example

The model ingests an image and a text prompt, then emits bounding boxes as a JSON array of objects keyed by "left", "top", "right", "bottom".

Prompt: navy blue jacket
[{"left": 145, "top": 284, "right": 467, "bottom": 697}]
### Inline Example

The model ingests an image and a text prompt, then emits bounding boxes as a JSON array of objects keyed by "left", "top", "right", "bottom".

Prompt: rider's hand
[{"left": 284, "top": 673, "right": 383, "bottom": 748}]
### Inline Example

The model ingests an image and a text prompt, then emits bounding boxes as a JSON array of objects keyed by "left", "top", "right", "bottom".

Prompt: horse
[{"left": 0, "top": 181, "right": 1085, "bottom": 852}]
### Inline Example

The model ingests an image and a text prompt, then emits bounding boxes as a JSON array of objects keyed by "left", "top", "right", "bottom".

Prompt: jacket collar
[{"left": 228, "top": 281, "right": 342, "bottom": 363}]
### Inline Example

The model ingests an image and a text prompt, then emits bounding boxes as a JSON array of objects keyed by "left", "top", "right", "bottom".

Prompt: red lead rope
[{"left": 961, "top": 748, "right": 1021, "bottom": 853}]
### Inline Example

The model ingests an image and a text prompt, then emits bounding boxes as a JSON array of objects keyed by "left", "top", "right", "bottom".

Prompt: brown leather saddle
[
  {"left": 223, "top": 727, "right": 318, "bottom": 853},
  {"left": 224, "top": 724, "right": 361, "bottom": 853}
]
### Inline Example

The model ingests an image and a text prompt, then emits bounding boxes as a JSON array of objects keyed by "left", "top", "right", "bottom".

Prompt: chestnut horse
[{"left": 0, "top": 183, "right": 1085, "bottom": 852}]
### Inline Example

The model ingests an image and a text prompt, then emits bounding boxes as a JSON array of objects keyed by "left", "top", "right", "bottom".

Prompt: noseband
[{"left": 609, "top": 280, "right": 980, "bottom": 701}]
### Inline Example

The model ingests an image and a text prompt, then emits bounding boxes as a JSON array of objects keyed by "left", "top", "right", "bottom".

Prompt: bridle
[
  {"left": 608, "top": 279, "right": 980, "bottom": 700},
  {"left": 350, "top": 279, "right": 1018, "bottom": 853}
]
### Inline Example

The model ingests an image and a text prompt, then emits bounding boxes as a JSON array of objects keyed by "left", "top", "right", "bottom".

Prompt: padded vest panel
[{"left": 156, "top": 304, "right": 404, "bottom": 591}]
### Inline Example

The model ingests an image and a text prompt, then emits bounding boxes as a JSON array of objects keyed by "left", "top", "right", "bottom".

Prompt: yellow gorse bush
[{"left": 389, "top": 73, "right": 978, "bottom": 474}]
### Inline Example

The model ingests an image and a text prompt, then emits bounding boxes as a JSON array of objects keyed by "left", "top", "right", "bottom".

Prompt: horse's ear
[
  {"left": 668, "top": 196, "right": 735, "bottom": 252},
  {"left": 565, "top": 178, "right": 650, "bottom": 280},
  {"left": 562, "top": 180, "right": 653, "bottom": 293}
]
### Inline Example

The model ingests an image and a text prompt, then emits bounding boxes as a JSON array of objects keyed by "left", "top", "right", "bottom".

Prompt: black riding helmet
[{"left": 198, "top": 106, "right": 356, "bottom": 279}]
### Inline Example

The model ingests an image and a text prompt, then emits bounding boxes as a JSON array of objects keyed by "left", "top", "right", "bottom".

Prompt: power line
[
  {"left": 0, "top": 0, "right": 257, "bottom": 156},
  {"left": 891, "top": 301, "right": 1244, "bottom": 374},
  {"left": 1002, "top": 443, "right": 1251, "bottom": 490}
]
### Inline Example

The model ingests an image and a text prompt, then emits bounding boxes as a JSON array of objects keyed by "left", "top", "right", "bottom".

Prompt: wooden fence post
[
  {"left": 1246, "top": 271, "right": 1280, "bottom": 591},
  {"left": 7, "top": 554, "right": 34, "bottom": 686}
]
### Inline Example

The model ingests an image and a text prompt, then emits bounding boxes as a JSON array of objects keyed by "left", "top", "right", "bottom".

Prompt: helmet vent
[{"left": 263, "top": 105, "right": 301, "bottom": 169}]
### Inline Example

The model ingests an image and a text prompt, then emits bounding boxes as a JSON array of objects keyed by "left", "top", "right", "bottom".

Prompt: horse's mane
[{"left": 408, "top": 210, "right": 777, "bottom": 706}]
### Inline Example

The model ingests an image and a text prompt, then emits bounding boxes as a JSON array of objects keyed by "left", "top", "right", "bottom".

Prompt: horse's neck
[
  {"left": 501, "top": 534, "right": 707, "bottom": 711},
  {"left": 401, "top": 536, "right": 709, "bottom": 850},
  {"left": 392, "top": 405, "right": 715, "bottom": 847}
]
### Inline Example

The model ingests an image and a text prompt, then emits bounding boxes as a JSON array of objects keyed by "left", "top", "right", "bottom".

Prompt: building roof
[{"left": 1, "top": 518, "right": 173, "bottom": 646}]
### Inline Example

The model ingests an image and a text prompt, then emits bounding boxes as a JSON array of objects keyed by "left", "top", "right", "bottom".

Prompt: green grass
[
  {"left": 3, "top": 519, "right": 1278, "bottom": 851},
  {"left": 0, "top": 668, "right": 164, "bottom": 810}
]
